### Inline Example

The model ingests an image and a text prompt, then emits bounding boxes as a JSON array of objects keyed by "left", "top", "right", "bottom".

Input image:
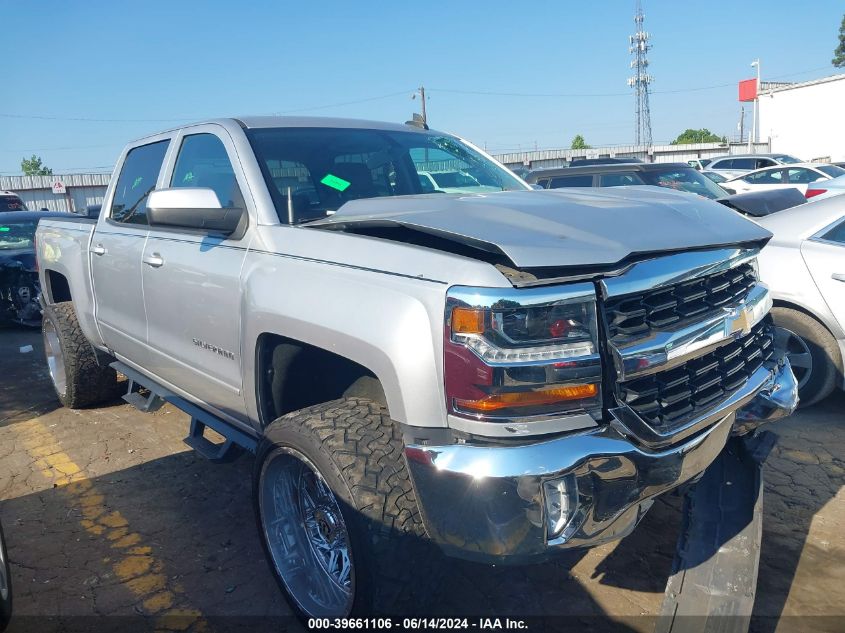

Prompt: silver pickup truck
[{"left": 36, "top": 117, "right": 798, "bottom": 619}]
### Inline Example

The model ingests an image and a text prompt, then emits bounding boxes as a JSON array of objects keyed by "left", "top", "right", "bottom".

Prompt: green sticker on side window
[
  {"left": 320, "top": 173, "right": 351, "bottom": 192},
  {"left": 0, "top": 227, "right": 9, "bottom": 232}
]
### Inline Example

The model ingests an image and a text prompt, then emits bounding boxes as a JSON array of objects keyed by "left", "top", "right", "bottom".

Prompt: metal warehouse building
[
  {"left": 0, "top": 173, "right": 109, "bottom": 213},
  {"left": 758, "top": 73, "right": 845, "bottom": 163}
]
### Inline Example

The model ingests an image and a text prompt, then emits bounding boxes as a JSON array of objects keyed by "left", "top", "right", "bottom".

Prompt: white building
[{"left": 758, "top": 73, "right": 845, "bottom": 162}]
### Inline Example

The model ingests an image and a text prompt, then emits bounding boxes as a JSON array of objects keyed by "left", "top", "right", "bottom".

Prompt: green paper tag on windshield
[
  {"left": 320, "top": 173, "right": 351, "bottom": 192},
  {"left": 0, "top": 227, "right": 9, "bottom": 232}
]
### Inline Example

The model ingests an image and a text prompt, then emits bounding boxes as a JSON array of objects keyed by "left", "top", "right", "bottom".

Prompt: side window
[
  {"left": 746, "top": 169, "right": 784, "bottom": 184},
  {"left": 787, "top": 168, "right": 823, "bottom": 184},
  {"left": 732, "top": 158, "right": 755, "bottom": 170},
  {"left": 599, "top": 173, "right": 645, "bottom": 187},
  {"left": 110, "top": 140, "right": 169, "bottom": 225},
  {"left": 533, "top": 178, "right": 550, "bottom": 188},
  {"left": 820, "top": 218, "right": 845, "bottom": 244},
  {"left": 549, "top": 175, "right": 594, "bottom": 188},
  {"left": 713, "top": 159, "right": 732, "bottom": 170},
  {"left": 171, "top": 134, "right": 244, "bottom": 208},
  {"left": 755, "top": 159, "right": 776, "bottom": 169}
]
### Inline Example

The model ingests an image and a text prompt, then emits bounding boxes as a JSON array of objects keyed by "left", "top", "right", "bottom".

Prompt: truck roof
[{"left": 132, "top": 116, "right": 432, "bottom": 144}]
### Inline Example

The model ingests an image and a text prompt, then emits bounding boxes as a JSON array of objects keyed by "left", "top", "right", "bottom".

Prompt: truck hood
[{"left": 311, "top": 188, "right": 771, "bottom": 269}]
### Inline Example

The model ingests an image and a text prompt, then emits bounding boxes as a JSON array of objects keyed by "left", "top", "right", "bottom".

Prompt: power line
[
  {"left": 429, "top": 65, "right": 834, "bottom": 99},
  {"left": 0, "top": 90, "right": 414, "bottom": 124}
]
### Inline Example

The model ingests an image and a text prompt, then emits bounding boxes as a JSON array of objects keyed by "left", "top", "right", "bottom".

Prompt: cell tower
[{"left": 627, "top": 0, "right": 653, "bottom": 147}]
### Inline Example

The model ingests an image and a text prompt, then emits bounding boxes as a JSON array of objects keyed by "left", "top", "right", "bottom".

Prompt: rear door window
[
  {"left": 171, "top": 133, "right": 245, "bottom": 208},
  {"left": 787, "top": 168, "right": 824, "bottom": 184},
  {"left": 110, "top": 140, "right": 170, "bottom": 225},
  {"left": 731, "top": 158, "right": 756, "bottom": 170},
  {"left": 549, "top": 175, "right": 594, "bottom": 188},
  {"left": 755, "top": 158, "right": 776, "bottom": 169},
  {"left": 745, "top": 169, "right": 785, "bottom": 184}
]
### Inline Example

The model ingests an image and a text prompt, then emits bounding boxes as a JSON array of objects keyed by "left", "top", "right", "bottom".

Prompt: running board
[{"left": 110, "top": 361, "right": 259, "bottom": 461}]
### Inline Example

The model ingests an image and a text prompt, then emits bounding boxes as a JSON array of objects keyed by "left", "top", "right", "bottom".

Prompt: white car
[
  {"left": 417, "top": 170, "right": 500, "bottom": 194},
  {"left": 803, "top": 173, "right": 845, "bottom": 201},
  {"left": 723, "top": 163, "right": 845, "bottom": 196},
  {"left": 756, "top": 195, "right": 845, "bottom": 405},
  {"left": 705, "top": 153, "right": 802, "bottom": 180}
]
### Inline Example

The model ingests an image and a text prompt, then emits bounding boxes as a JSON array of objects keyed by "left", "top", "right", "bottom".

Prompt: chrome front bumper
[{"left": 405, "top": 358, "right": 798, "bottom": 563}]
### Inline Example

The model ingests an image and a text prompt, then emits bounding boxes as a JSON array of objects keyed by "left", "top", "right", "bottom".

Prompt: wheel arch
[
  {"left": 43, "top": 268, "right": 72, "bottom": 304},
  {"left": 254, "top": 333, "right": 392, "bottom": 429}
]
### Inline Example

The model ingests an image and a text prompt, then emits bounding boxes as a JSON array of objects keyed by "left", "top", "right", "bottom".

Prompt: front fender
[{"left": 240, "top": 251, "right": 450, "bottom": 429}]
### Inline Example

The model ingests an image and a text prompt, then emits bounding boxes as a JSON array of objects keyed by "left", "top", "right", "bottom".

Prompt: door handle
[
  {"left": 143, "top": 253, "right": 165, "bottom": 268},
  {"left": 833, "top": 273, "right": 845, "bottom": 282},
  {"left": 91, "top": 244, "right": 107, "bottom": 256}
]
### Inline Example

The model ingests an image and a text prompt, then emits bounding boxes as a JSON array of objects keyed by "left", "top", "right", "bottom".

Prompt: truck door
[
  {"left": 91, "top": 138, "right": 170, "bottom": 365},
  {"left": 140, "top": 129, "right": 249, "bottom": 419}
]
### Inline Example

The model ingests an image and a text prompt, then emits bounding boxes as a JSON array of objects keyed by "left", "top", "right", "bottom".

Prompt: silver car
[
  {"left": 705, "top": 153, "right": 802, "bottom": 180},
  {"left": 757, "top": 196, "right": 845, "bottom": 405}
]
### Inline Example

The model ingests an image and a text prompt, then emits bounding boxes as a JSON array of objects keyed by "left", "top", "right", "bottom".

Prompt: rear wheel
[
  {"left": 771, "top": 307, "right": 841, "bottom": 407},
  {"left": 0, "top": 521, "right": 12, "bottom": 632},
  {"left": 253, "top": 398, "right": 438, "bottom": 619},
  {"left": 42, "top": 302, "right": 121, "bottom": 408}
]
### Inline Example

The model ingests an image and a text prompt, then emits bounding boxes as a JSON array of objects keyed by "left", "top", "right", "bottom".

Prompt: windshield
[
  {"left": 774, "top": 155, "right": 801, "bottom": 164},
  {"left": 246, "top": 127, "right": 528, "bottom": 223},
  {"left": 0, "top": 221, "right": 37, "bottom": 250},
  {"left": 818, "top": 165, "right": 845, "bottom": 178},
  {"left": 640, "top": 166, "right": 727, "bottom": 199},
  {"left": 0, "top": 196, "right": 27, "bottom": 212}
]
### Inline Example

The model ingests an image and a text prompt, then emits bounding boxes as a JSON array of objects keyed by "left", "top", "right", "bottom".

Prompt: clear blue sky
[{"left": 2, "top": 0, "right": 843, "bottom": 174}]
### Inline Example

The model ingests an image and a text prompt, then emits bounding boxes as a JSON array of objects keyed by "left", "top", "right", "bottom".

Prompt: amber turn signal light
[
  {"left": 455, "top": 383, "right": 598, "bottom": 413},
  {"left": 451, "top": 307, "right": 486, "bottom": 334}
]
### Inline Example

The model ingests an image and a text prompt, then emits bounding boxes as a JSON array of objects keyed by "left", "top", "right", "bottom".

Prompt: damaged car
[{"left": 0, "top": 211, "right": 67, "bottom": 327}]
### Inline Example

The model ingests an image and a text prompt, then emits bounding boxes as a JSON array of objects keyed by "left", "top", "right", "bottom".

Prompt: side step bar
[{"left": 112, "top": 361, "right": 258, "bottom": 462}]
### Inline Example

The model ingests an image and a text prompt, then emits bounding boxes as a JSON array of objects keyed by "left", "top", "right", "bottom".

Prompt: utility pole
[
  {"left": 413, "top": 86, "right": 427, "bottom": 125},
  {"left": 749, "top": 59, "right": 760, "bottom": 152},
  {"left": 738, "top": 105, "right": 745, "bottom": 144}
]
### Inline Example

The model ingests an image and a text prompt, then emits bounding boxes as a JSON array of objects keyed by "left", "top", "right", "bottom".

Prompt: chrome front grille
[
  {"left": 605, "top": 263, "right": 757, "bottom": 341},
  {"left": 618, "top": 321, "right": 774, "bottom": 430}
]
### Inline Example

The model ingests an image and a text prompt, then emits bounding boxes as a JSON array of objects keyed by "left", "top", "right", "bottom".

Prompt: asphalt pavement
[{"left": 0, "top": 325, "right": 842, "bottom": 632}]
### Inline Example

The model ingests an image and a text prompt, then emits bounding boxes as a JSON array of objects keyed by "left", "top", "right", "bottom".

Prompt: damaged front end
[{"left": 0, "top": 254, "right": 42, "bottom": 327}]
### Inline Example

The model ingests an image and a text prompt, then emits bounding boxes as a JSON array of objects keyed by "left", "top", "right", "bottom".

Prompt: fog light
[{"left": 544, "top": 474, "right": 578, "bottom": 539}]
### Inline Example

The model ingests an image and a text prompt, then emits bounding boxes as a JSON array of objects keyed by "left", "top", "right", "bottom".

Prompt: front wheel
[
  {"left": 771, "top": 307, "right": 841, "bottom": 407},
  {"left": 253, "top": 398, "right": 438, "bottom": 619}
]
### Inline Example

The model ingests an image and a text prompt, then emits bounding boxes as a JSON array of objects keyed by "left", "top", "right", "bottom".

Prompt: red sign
[{"left": 738, "top": 78, "right": 757, "bottom": 102}]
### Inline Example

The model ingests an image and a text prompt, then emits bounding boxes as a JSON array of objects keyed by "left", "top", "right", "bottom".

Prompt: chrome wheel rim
[
  {"left": 775, "top": 328, "right": 813, "bottom": 390},
  {"left": 259, "top": 447, "right": 354, "bottom": 617},
  {"left": 43, "top": 319, "right": 67, "bottom": 398},
  {"left": 0, "top": 530, "right": 8, "bottom": 602}
]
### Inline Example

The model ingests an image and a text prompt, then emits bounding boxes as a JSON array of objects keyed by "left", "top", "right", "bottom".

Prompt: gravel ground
[{"left": 0, "top": 325, "right": 842, "bottom": 632}]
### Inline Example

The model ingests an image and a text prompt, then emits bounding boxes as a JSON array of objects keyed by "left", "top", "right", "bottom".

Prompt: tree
[
  {"left": 20, "top": 155, "right": 53, "bottom": 176},
  {"left": 833, "top": 15, "right": 845, "bottom": 67},
  {"left": 570, "top": 134, "right": 591, "bottom": 150},
  {"left": 670, "top": 129, "right": 726, "bottom": 145}
]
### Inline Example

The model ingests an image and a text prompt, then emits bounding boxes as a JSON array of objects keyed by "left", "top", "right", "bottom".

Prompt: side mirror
[
  {"left": 84, "top": 204, "right": 101, "bottom": 218},
  {"left": 147, "top": 188, "right": 246, "bottom": 237}
]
